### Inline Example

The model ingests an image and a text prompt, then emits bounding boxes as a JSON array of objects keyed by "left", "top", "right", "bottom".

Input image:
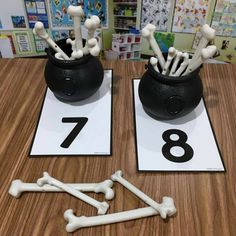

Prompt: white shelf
[{"left": 112, "top": 33, "right": 141, "bottom": 60}]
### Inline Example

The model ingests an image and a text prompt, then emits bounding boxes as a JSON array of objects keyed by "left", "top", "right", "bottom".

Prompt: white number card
[
  {"left": 30, "top": 70, "right": 112, "bottom": 156},
  {"left": 133, "top": 79, "right": 225, "bottom": 172}
]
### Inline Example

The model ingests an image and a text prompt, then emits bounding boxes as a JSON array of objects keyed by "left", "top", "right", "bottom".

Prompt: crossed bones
[{"left": 9, "top": 170, "right": 176, "bottom": 232}]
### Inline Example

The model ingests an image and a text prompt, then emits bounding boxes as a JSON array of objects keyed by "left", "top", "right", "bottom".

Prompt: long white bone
[
  {"left": 37, "top": 172, "right": 109, "bottom": 215},
  {"left": 33, "top": 21, "right": 70, "bottom": 60},
  {"left": 182, "top": 45, "right": 217, "bottom": 76},
  {"left": 142, "top": 24, "right": 165, "bottom": 69},
  {"left": 9, "top": 179, "right": 114, "bottom": 200},
  {"left": 67, "top": 6, "right": 84, "bottom": 59},
  {"left": 162, "top": 47, "right": 177, "bottom": 75},
  {"left": 83, "top": 16, "right": 101, "bottom": 55},
  {"left": 64, "top": 197, "right": 176, "bottom": 232},
  {"left": 87, "top": 38, "right": 100, "bottom": 56},
  {"left": 173, "top": 52, "right": 190, "bottom": 77},
  {"left": 186, "top": 24, "right": 215, "bottom": 71},
  {"left": 150, "top": 57, "right": 159, "bottom": 73},
  {"left": 169, "top": 51, "right": 183, "bottom": 76},
  {"left": 111, "top": 170, "right": 176, "bottom": 219}
]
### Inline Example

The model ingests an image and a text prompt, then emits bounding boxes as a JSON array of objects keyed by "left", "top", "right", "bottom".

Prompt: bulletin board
[
  {"left": 140, "top": 0, "right": 174, "bottom": 31},
  {"left": 48, "top": 0, "right": 108, "bottom": 28},
  {"left": 0, "top": 0, "right": 28, "bottom": 30},
  {"left": 211, "top": 0, "right": 236, "bottom": 37}
]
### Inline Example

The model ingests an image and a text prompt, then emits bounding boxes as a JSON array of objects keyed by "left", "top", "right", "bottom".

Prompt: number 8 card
[{"left": 133, "top": 79, "right": 225, "bottom": 172}]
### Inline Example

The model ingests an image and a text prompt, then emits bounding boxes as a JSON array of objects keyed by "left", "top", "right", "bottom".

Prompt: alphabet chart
[
  {"left": 30, "top": 70, "right": 112, "bottom": 156},
  {"left": 133, "top": 79, "right": 225, "bottom": 172}
]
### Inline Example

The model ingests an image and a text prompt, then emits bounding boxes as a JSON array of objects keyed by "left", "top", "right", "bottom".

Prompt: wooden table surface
[{"left": 0, "top": 58, "right": 235, "bottom": 236}]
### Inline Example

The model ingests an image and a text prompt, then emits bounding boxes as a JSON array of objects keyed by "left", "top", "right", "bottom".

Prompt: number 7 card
[{"left": 30, "top": 70, "right": 112, "bottom": 156}]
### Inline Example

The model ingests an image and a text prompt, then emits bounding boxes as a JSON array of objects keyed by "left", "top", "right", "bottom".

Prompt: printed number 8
[{"left": 162, "top": 129, "right": 194, "bottom": 163}]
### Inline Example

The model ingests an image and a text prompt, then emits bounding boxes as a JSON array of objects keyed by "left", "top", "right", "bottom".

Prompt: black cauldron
[
  {"left": 138, "top": 61, "right": 203, "bottom": 120},
  {"left": 44, "top": 39, "right": 104, "bottom": 102}
]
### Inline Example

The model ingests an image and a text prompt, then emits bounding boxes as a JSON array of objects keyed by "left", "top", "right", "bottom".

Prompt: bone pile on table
[
  {"left": 33, "top": 5, "right": 101, "bottom": 61},
  {"left": 9, "top": 170, "right": 176, "bottom": 233},
  {"left": 142, "top": 23, "right": 217, "bottom": 77}
]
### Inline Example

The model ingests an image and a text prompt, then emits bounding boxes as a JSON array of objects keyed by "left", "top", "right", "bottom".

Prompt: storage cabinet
[
  {"left": 112, "top": 33, "right": 141, "bottom": 60},
  {"left": 113, "top": 1, "right": 138, "bottom": 32}
]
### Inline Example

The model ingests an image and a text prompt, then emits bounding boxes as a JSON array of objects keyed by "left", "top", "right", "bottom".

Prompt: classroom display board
[
  {"left": 133, "top": 79, "right": 225, "bottom": 172},
  {"left": 211, "top": 0, "right": 236, "bottom": 37},
  {"left": 140, "top": 0, "right": 173, "bottom": 31},
  {"left": 30, "top": 70, "right": 112, "bottom": 156},
  {"left": 172, "top": 0, "right": 209, "bottom": 33},
  {"left": 0, "top": 0, "right": 107, "bottom": 58}
]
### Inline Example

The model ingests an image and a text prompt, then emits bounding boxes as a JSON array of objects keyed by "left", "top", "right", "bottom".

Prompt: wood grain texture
[{"left": 0, "top": 58, "right": 235, "bottom": 236}]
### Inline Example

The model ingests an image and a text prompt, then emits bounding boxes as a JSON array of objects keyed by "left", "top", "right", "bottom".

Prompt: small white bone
[
  {"left": 83, "top": 16, "right": 101, "bottom": 55},
  {"left": 37, "top": 172, "right": 109, "bottom": 215},
  {"left": 150, "top": 57, "right": 159, "bottom": 73},
  {"left": 182, "top": 45, "right": 217, "bottom": 76},
  {"left": 54, "top": 52, "right": 64, "bottom": 60},
  {"left": 186, "top": 24, "right": 215, "bottom": 71},
  {"left": 64, "top": 197, "right": 176, "bottom": 232},
  {"left": 67, "top": 6, "right": 84, "bottom": 52},
  {"left": 169, "top": 51, "right": 183, "bottom": 76},
  {"left": 33, "top": 21, "right": 70, "bottom": 60},
  {"left": 9, "top": 179, "right": 114, "bottom": 200},
  {"left": 111, "top": 170, "right": 176, "bottom": 219},
  {"left": 173, "top": 52, "right": 190, "bottom": 77},
  {"left": 87, "top": 38, "right": 100, "bottom": 56},
  {"left": 142, "top": 24, "right": 165, "bottom": 69},
  {"left": 162, "top": 47, "right": 177, "bottom": 75}
]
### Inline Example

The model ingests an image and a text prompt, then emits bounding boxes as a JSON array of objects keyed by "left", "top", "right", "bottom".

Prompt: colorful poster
[
  {"left": 211, "top": 0, "right": 236, "bottom": 37},
  {"left": 11, "top": 16, "right": 26, "bottom": 28},
  {"left": 83, "top": 0, "right": 107, "bottom": 27},
  {"left": 24, "top": 0, "right": 48, "bottom": 28},
  {"left": 141, "top": 0, "right": 173, "bottom": 31},
  {"left": 172, "top": 0, "right": 209, "bottom": 33},
  {"left": 51, "top": 29, "right": 74, "bottom": 41},
  {"left": 153, "top": 32, "right": 175, "bottom": 53},
  {"left": 49, "top": 0, "right": 79, "bottom": 28},
  {"left": 13, "top": 31, "right": 32, "bottom": 54},
  {"left": 33, "top": 34, "right": 48, "bottom": 53},
  {"left": 49, "top": 0, "right": 107, "bottom": 28}
]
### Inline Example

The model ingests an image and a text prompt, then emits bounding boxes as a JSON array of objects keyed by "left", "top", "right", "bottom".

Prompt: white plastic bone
[
  {"left": 111, "top": 170, "right": 176, "bottom": 219},
  {"left": 37, "top": 172, "right": 109, "bottom": 215},
  {"left": 173, "top": 52, "right": 190, "bottom": 77},
  {"left": 9, "top": 179, "right": 114, "bottom": 200},
  {"left": 169, "top": 51, "right": 183, "bottom": 76},
  {"left": 83, "top": 16, "right": 101, "bottom": 55},
  {"left": 150, "top": 57, "right": 159, "bottom": 73},
  {"left": 64, "top": 197, "right": 176, "bottom": 232},
  {"left": 142, "top": 24, "right": 165, "bottom": 69},
  {"left": 182, "top": 45, "right": 217, "bottom": 76},
  {"left": 33, "top": 21, "right": 70, "bottom": 60},
  {"left": 67, "top": 5, "right": 84, "bottom": 53},
  {"left": 186, "top": 24, "right": 215, "bottom": 71},
  {"left": 87, "top": 38, "right": 100, "bottom": 56},
  {"left": 162, "top": 47, "right": 177, "bottom": 75},
  {"left": 54, "top": 52, "right": 64, "bottom": 60}
]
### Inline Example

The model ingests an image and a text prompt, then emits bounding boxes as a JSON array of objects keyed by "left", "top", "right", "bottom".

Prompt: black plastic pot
[
  {"left": 138, "top": 61, "right": 203, "bottom": 120},
  {"left": 44, "top": 39, "right": 104, "bottom": 102}
]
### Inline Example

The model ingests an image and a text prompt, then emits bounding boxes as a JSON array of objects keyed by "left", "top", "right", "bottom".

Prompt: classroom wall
[{"left": 136, "top": 0, "right": 236, "bottom": 63}]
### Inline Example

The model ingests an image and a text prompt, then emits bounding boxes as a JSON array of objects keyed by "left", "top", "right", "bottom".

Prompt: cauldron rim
[
  {"left": 146, "top": 60, "right": 201, "bottom": 84},
  {"left": 45, "top": 38, "right": 93, "bottom": 68}
]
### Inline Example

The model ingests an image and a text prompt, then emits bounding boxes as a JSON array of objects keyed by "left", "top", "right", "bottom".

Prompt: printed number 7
[{"left": 60, "top": 117, "right": 88, "bottom": 149}]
